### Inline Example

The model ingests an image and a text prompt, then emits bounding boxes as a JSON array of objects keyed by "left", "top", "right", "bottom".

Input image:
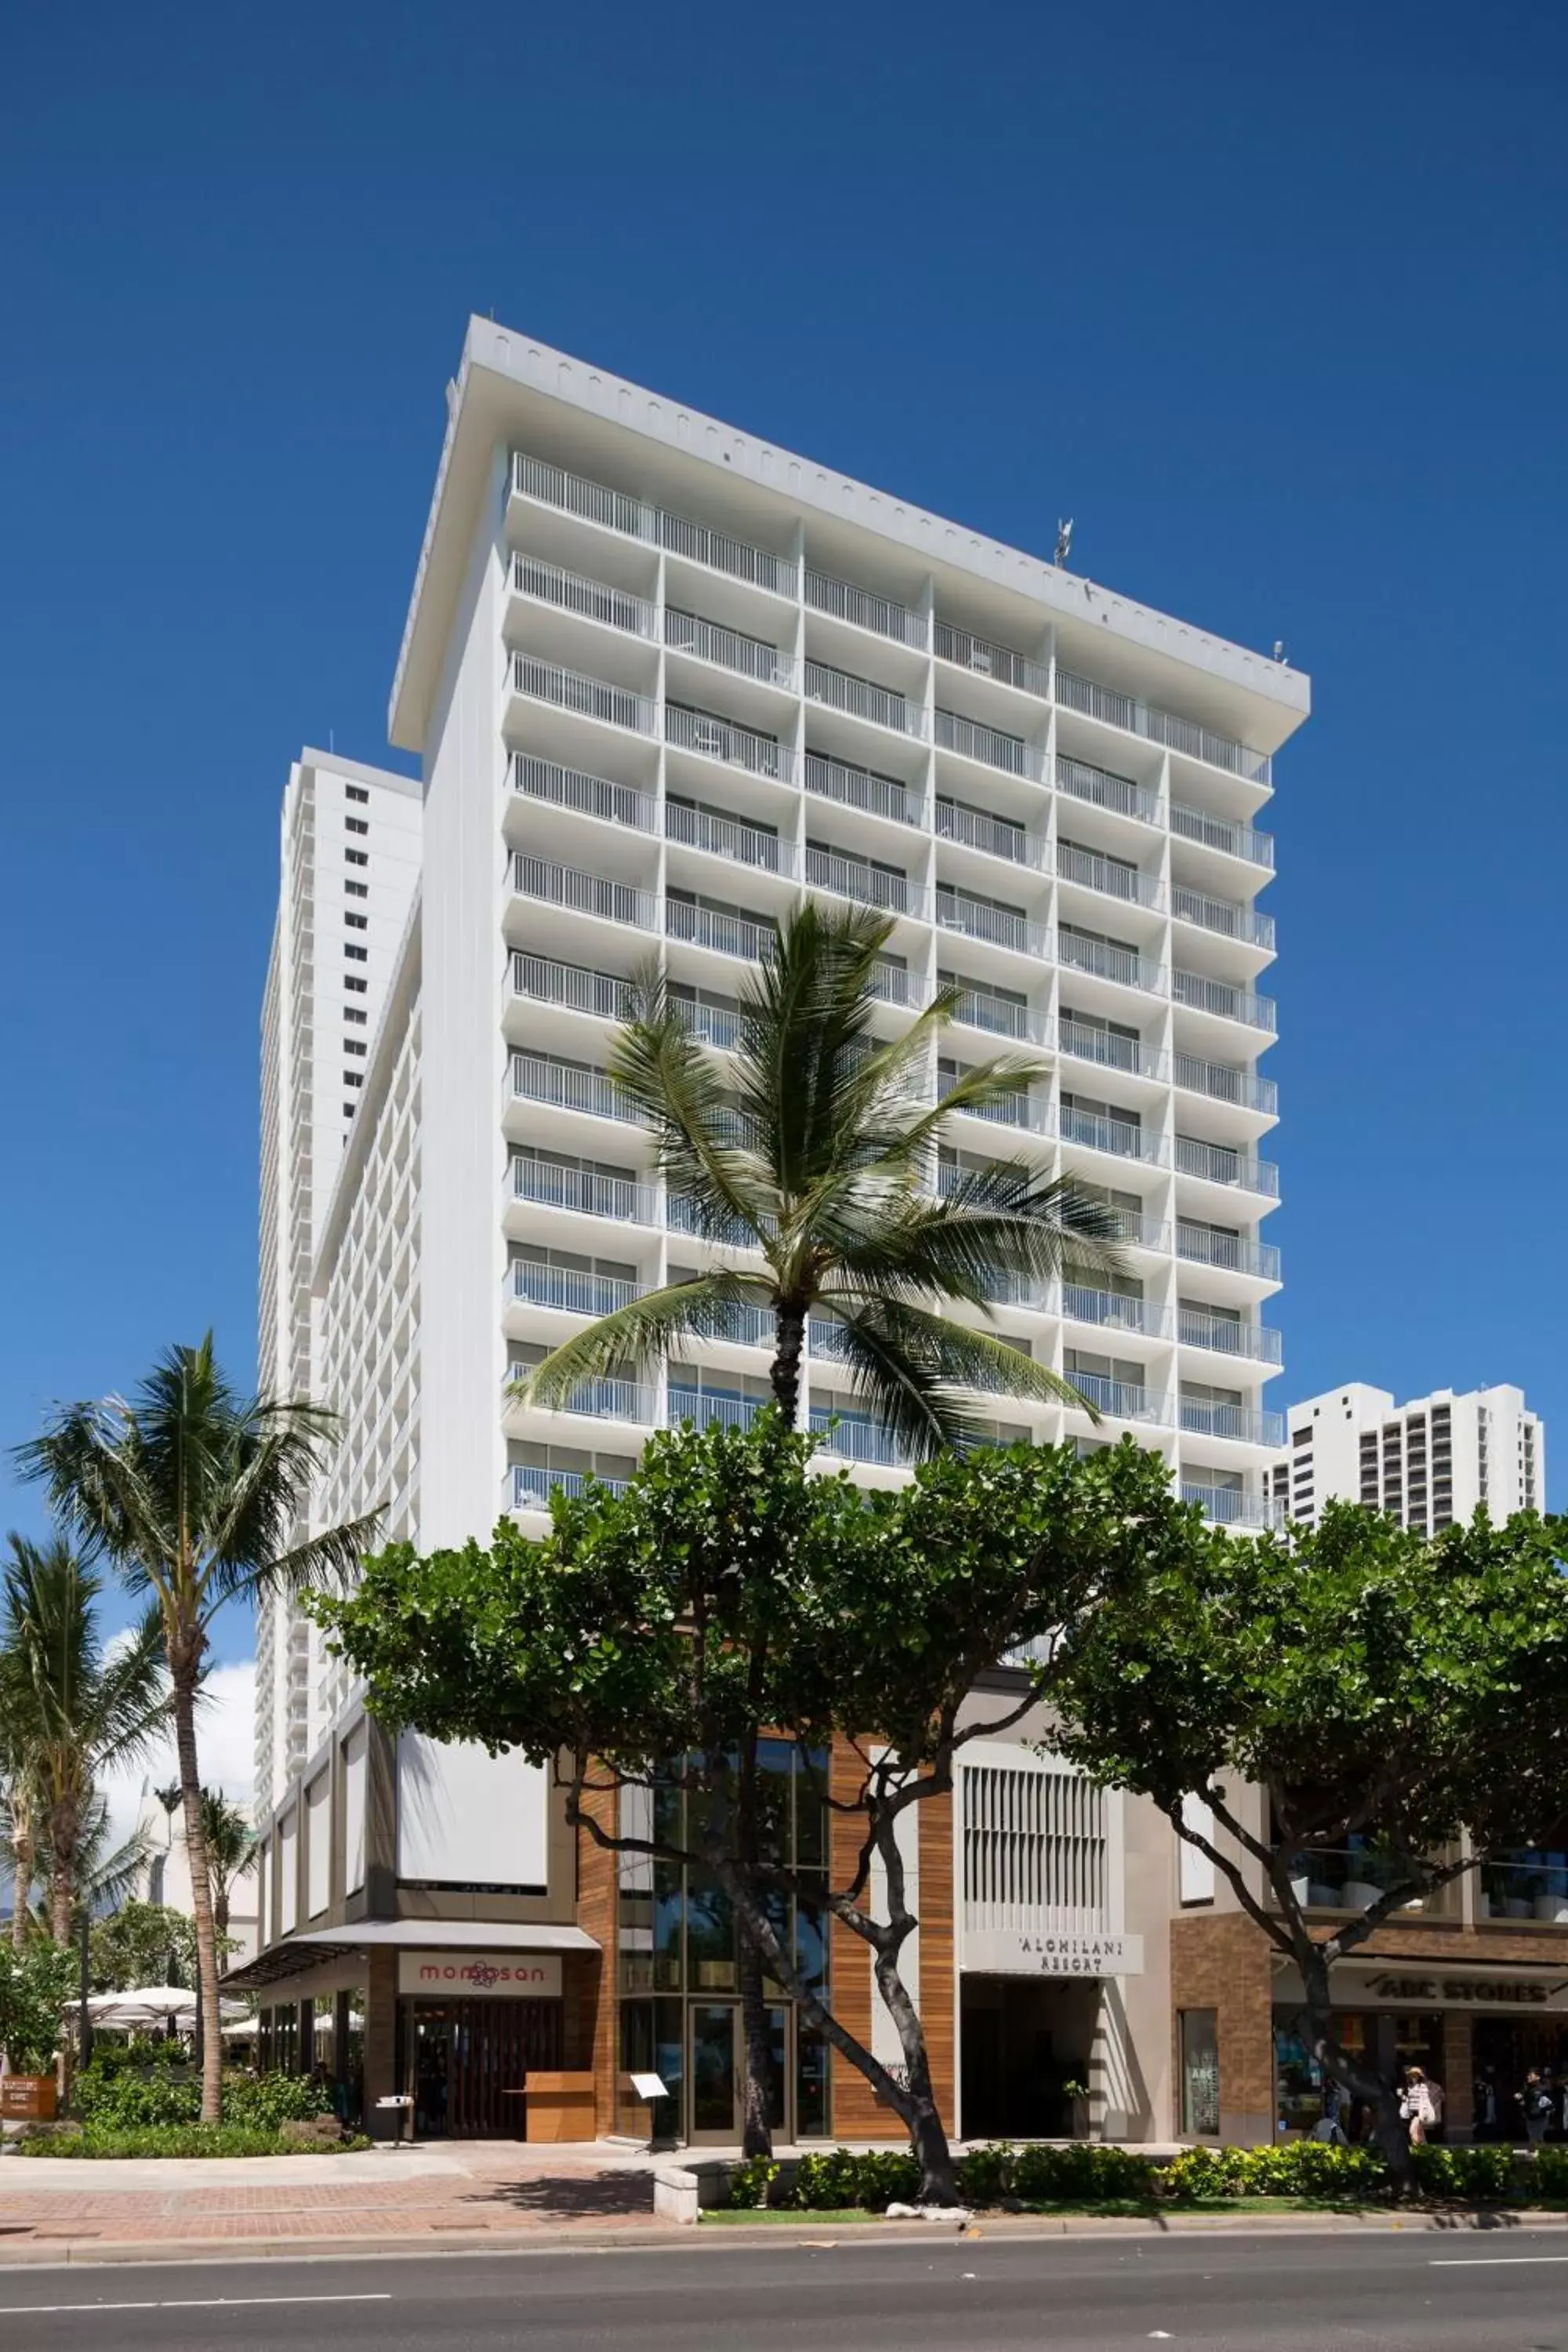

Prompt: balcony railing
[
  {"left": 942, "top": 1084, "right": 1050, "bottom": 1134},
  {"left": 1058, "top": 1018, "right": 1160, "bottom": 1080},
  {"left": 1286, "top": 1848, "right": 1440, "bottom": 1912},
  {"left": 1058, "top": 1104, "right": 1166, "bottom": 1163},
  {"left": 665, "top": 799, "right": 797, "bottom": 876},
  {"left": 508, "top": 1261, "right": 640, "bottom": 1319},
  {"left": 1173, "top": 883, "right": 1276, "bottom": 951},
  {"left": 665, "top": 607, "right": 795, "bottom": 688},
  {"left": 666, "top": 898, "right": 776, "bottom": 964},
  {"left": 552, "top": 1375, "right": 655, "bottom": 1425},
  {"left": 512, "top": 1463, "right": 631, "bottom": 1510},
  {"left": 1173, "top": 1051, "right": 1277, "bottom": 1116},
  {"left": 1172, "top": 969, "right": 1277, "bottom": 1032},
  {"left": 511, "top": 1053, "right": 643, "bottom": 1125},
  {"left": 1175, "top": 1222, "right": 1281, "bottom": 1281},
  {"left": 510, "top": 654, "right": 658, "bottom": 737},
  {"left": 936, "top": 891, "right": 1052, "bottom": 960},
  {"left": 511, "top": 553, "right": 658, "bottom": 639},
  {"left": 666, "top": 1192, "right": 769, "bottom": 1247},
  {"left": 682, "top": 1299, "right": 775, "bottom": 1349},
  {"left": 949, "top": 985, "right": 1049, "bottom": 1044},
  {"left": 1174, "top": 1136, "right": 1280, "bottom": 1196},
  {"left": 511, "top": 753, "right": 656, "bottom": 834},
  {"left": 1062, "top": 1284, "right": 1170, "bottom": 1338},
  {"left": 511, "top": 953, "right": 635, "bottom": 1023},
  {"left": 935, "top": 708, "right": 1044, "bottom": 781},
  {"left": 1108, "top": 1210, "right": 1174, "bottom": 1253},
  {"left": 1179, "top": 1396, "right": 1285, "bottom": 1446},
  {"left": 805, "top": 659, "right": 927, "bottom": 738},
  {"left": 666, "top": 703, "right": 796, "bottom": 782},
  {"left": 870, "top": 960, "right": 919, "bottom": 1007},
  {"left": 806, "top": 568, "right": 927, "bottom": 649},
  {"left": 1479, "top": 1858, "right": 1568, "bottom": 1924},
  {"left": 659, "top": 508, "right": 798, "bottom": 599},
  {"left": 1178, "top": 1308, "right": 1283, "bottom": 1364},
  {"left": 667, "top": 1387, "right": 770, "bottom": 1435},
  {"left": 804, "top": 750, "right": 925, "bottom": 828},
  {"left": 1171, "top": 800, "right": 1276, "bottom": 869},
  {"left": 1067, "top": 1372, "right": 1172, "bottom": 1425},
  {"left": 673, "top": 996, "right": 741, "bottom": 1051},
  {"left": 806, "top": 845, "right": 924, "bottom": 916},
  {"left": 934, "top": 619, "right": 1049, "bottom": 699},
  {"left": 1054, "top": 754, "right": 1161, "bottom": 826},
  {"left": 1056, "top": 669, "right": 1272, "bottom": 786},
  {"left": 1182, "top": 1483, "right": 1282, "bottom": 1528},
  {"left": 512, "top": 452, "right": 656, "bottom": 543},
  {"left": 512, "top": 855, "right": 657, "bottom": 931},
  {"left": 510, "top": 1156, "right": 660, "bottom": 1226},
  {"left": 1058, "top": 931, "right": 1166, "bottom": 994},
  {"left": 937, "top": 798, "right": 1047, "bottom": 868},
  {"left": 1055, "top": 843, "right": 1163, "bottom": 909},
  {"left": 810, "top": 1410, "right": 907, "bottom": 1465}
]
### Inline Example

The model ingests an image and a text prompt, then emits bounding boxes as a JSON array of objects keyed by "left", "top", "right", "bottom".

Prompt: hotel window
[
  {"left": 347, "top": 815, "right": 369, "bottom": 834},
  {"left": 346, "top": 785, "right": 368, "bottom": 804}
]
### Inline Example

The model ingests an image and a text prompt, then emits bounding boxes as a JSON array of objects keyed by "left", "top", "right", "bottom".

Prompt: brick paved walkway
[{"left": 0, "top": 2143, "right": 664, "bottom": 2256}]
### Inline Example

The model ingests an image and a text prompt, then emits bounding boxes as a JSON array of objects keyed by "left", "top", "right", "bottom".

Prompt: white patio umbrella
[{"left": 82, "top": 1985, "right": 247, "bottom": 2032}]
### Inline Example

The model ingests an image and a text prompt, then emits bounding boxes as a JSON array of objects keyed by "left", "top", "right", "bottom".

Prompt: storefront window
[
  {"left": 257, "top": 2007, "right": 273, "bottom": 2071},
  {"left": 616, "top": 1997, "right": 683, "bottom": 2140},
  {"left": 342, "top": 1989, "right": 366, "bottom": 2126},
  {"left": 274, "top": 2001, "right": 299, "bottom": 2075},
  {"left": 313, "top": 1993, "right": 335, "bottom": 2083},
  {"left": 1274, "top": 2010, "right": 1376, "bottom": 2139},
  {"left": 1180, "top": 2009, "right": 1220, "bottom": 2136}
]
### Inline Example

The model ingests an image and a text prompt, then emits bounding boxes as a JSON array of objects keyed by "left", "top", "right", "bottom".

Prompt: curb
[{"left": 4, "top": 2205, "right": 1568, "bottom": 2267}]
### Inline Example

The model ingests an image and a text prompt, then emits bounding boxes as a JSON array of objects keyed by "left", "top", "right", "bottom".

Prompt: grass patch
[{"left": 701, "top": 2206, "right": 875, "bottom": 2226}]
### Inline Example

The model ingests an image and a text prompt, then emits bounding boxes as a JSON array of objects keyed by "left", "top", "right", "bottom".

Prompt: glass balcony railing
[
  {"left": 1479, "top": 1857, "right": 1568, "bottom": 1924},
  {"left": 1285, "top": 1848, "right": 1445, "bottom": 1913}
]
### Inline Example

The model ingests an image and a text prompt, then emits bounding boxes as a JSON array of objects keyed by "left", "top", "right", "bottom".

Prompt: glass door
[{"left": 689, "top": 2003, "right": 739, "bottom": 2141}]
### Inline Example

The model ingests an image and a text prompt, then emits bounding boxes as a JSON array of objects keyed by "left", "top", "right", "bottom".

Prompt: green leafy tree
[
  {"left": 89, "top": 1899, "right": 201, "bottom": 1992},
  {"left": 19, "top": 1336, "right": 379, "bottom": 2122},
  {"left": 1048, "top": 1500, "right": 1568, "bottom": 2188},
  {"left": 0, "top": 1937, "right": 75, "bottom": 2074},
  {"left": 510, "top": 902, "right": 1119, "bottom": 2155},
  {"left": 312, "top": 1420, "right": 1199, "bottom": 2199},
  {"left": 198, "top": 1791, "right": 256, "bottom": 1943},
  {"left": 0, "top": 1536, "right": 169, "bottom": 1941}
]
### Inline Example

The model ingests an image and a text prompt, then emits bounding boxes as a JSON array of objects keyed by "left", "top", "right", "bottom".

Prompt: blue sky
[{"left": 3, "top": 0, "right": 1564, "bottom": 1664}]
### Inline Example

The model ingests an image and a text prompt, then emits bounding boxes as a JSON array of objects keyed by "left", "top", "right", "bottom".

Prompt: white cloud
[{"left": 100, "top": 1658, "right": 256, "bottom": 1853}]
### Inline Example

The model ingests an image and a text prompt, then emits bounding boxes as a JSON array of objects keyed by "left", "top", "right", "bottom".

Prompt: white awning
[{"left": 223, "top": 1917, "right": 599, "bottom": 1991}]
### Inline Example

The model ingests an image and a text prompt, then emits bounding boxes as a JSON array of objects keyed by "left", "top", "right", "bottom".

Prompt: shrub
[
  {"left": 1411, "top": 2143, "right": 1519, "bottom": 2202},
  {"left": 223, "top": 2071, "right": 334, "bottom": 2129},
  {"left": 791, "top": 2147, "right": 920, "bottom": 2210},
  {"left": 1533, "top": 2145, "right": 1568, "bottom": 2204},
  {"left": 1237, "top": 2138, "right": 1383, "bottom": 2201},
  {"left": 727, "top": 2156, "right": 780, "bottom": 2209},
  {"left": 1010, "top": 2141, "right": 1155, "bottom": 2203},
  {"left": 73, "top": 2045, "right": 201, "bottom": 2130},
  {"left": 1160, "top": 2144, "right": 1251, "bottom": 2201},
  {"left": 954, "top": 2141, "right": 1013, "bottom": 2205}
]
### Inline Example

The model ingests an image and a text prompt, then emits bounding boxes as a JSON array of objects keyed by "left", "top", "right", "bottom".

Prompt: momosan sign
[{"left": 397, "top": 1953, "right": 563, "bottom": 1998}]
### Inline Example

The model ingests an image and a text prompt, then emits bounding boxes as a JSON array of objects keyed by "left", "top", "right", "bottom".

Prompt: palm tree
[
  {"left": 18, "top": 1339, "right": 379, "bottom": 2123},
  {"left": 0, "top": 1537, "right": 169, "bottom": 1941},
  {"left": 512, "top": 900, "right": 1120, "bottom": 1450},
  {"left": 513, "top": 902, "right": 1121, "bottom": 2154},
  {"left": 198, "top": 1790, "right": 256, "bottom": 1944},
  {"left": 1, "top": 1735, "right": 42, "bottom": 1951}
]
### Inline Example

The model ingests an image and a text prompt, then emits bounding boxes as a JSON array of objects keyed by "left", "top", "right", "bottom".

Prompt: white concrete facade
[
  {"left": 256, "top": 319, "right": 1309, "bottom": 1827},
  {"left": 130, "top": 1784, "right": 261, "bottom": 1965},
  {"left": 1270, "top": 1380, "right": 1545, "bottom": 1531}
]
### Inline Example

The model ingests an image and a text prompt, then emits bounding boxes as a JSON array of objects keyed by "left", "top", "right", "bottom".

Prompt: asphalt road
[{"left": 5, "top": 2230, "right": 1568, "bottom": 2349}]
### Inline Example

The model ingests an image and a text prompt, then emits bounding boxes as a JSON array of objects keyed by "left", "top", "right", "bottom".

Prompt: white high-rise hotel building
[{"left": 256, "top": 321, "right": 1309, "bottom": 1812}]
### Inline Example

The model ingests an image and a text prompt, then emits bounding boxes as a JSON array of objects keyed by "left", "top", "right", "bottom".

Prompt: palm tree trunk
[
  {"left": 170, "top": 1650, "right": 223, "bottom": 2125},
  {"left": 47, "top": 1802, "right": 77, "bottom": 1943},
  {"left": 10, "top": 1819, "right": 34, "bottom": 1950},
  {"left": 48, "top": 1864, "right": 74, "bottom": 1944},
  {"left": 771, "top": 1304, "right": 807, "bottom": 1428}
]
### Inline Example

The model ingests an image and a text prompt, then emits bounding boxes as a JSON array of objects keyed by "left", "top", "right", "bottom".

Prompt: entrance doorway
[
  {"left": 688, "top": 2002, "right": 789, "bottom": 2143},
  {"left": 406, "top": 1998, "right": 562, "bottom": 2137},
  {"left": 960, "top": 1976, "right": 1098, "bottom": 2140}
]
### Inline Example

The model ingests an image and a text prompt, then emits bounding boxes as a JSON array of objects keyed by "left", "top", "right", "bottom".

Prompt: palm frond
[
  {"left": 822, "top": 1294, "right": 1101, "bottom": 1420},
  {"left": 512, "top": 1272, "right": 774, "bottom": 1406}
]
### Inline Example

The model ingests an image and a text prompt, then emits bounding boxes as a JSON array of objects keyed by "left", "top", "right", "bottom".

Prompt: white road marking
[
  {"left": 1, "top": 2292, "right": 394, "bottom": 2314},
  {"left": 1430, "top": 2255, "right": 1568, "bottom": 2267}
]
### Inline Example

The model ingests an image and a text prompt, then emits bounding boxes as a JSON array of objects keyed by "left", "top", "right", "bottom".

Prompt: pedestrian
[
  {"left": 1474, "top": 2067, "right": 1500, "bottom": 2142},
  {"left": 1312, "top": 2080, "right": 1348, "bottom": 2147},
  {"left": 1399, "top": 2066, "right": 1436, "bottom": 2146},
  {"left": 1425, "top": 2073, "right": 1446, "bottom": 2143},
  {"left": 1520, "top": 2070, "right": 1554, "bottom": 2145}
]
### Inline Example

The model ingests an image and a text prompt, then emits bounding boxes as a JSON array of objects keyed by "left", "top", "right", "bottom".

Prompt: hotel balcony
[
  {"left": 1172, "top": 968, "right": 1277, "bottom": 1034},
  {"left": 805, "top": 567, "right": 928, "bottom": 651},
  {"left": 1058, "top": 929, "right": 1167, "bottom": 997},
  {"left": 1058, "top": 1103, "right": 1170, "bottom": 1166},
  {"left": 939, "top": 1083, "right": 1051, "bottom": 1137},
  {"left": 1066, "top": 1371, "right": 1174, "bottom": 1426},
  {"left": 946, "top": 982, "right": 1051, "bottom": 1047},
  {"left": 935, "top": 887, "right": 1053, "bottom": 962},
  {"left": 1179, "top": 1396, "right": 1286, "bottom": 1446},
  {"left": 665, "top": 605, "right": 796, "bottom": 691},
  {"left": 805, "top": 844, "right": 927, "bottom": 919},
  {"left": 510, "top": 1154, "right": 661, "bottom": 1229},
  {"left": 935, "top": 707, "right": 1047, "bottom": 783},
  {"left": 804, "top": 750, "right": 927, "bottom": 832},
  {"left": 1062, "top": 1284, "right": 1171, "bottom": 1340},
  {"left": 1182, "top": 1483, "right": 1284, "bottom": 1530},
  {"left": 510, "top": 1051, "right": 644, "bottom": 1127},
  {"left": 1054, "top": 754, "right": 1162, "bottom": 829},
  {"left": 665, "top": 702, "right": 797, "bottom": 786},
  {"left": 809, "top": 1410, "right": 909, "bottom": 1467},
  {"left": 1054, "top": 841, "right": 1165, "bottom": 913},
  {"left": 510, "top": 553, "right": 658, "bottom": 643},
  {"left": 667, "top": 1385, "right": 772, "bottom": 1435},
  {"left": 506, "top": 1260, "right": 641, "bottom": 1319},
  {"left": 511, "top": 1463, "right": 631, "bottom": 1511},
  {"left": 1177, "top": 1307, "right": 1283, "bottom": 1365},
  {"left": 511, "top": 752, "right": 657, "bottom": 836},
  {"left": 805, "top": 658, "right": 929, "bottom": 741},
  {"left": 510, "top": 855, "right": 658, "bottom": 944},
  {"left": 1058, "top": 1018, "right": 1169, "bottom": 1086},
  {"left": 1175, "top": 1222, "right": 1281, "bottom": 1283},
  {"left": 510, "top": 453, "right": 799, "bottom": 603},
  {"left": 512, "top": 951, "right": 636, "bottom": 1028},
  {"left": 508, "top": 653, "right": 658, "bottom": 740},
  {"left": 1056, "top": 667, "right": 1272, "bottom": 789},
  {"left": 934, "top": 619, "right": 1049, "bottom": 701},
  {"left": 936, "top": 796, "right": 1049, "bottom": 870},
  {"left": 665, "top": 897, "right": 776, "bottom": 964},
  {"left": 1172, "top": 882, "right": 1276, "bottom": 954},
  {"left": 1170, "top": 800, "right": 1275, "bottom": 870},
  {"left": 664, "top": 798, "right": 800, "bottom": 880},
  {"left": 1173, "top": 1051, "right": 1277, "bottom": 1118},
  {"left": 1174, "top": 1135, "right": 1280, "bottom": 1199}
]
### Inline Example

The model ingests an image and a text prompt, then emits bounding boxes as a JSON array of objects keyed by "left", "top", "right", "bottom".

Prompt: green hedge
[
  {"left": 71, "top": 2052, "right": 332, "bottom": 2133},
  {"left": 19, "top": 2125, "right": 369, "bottom": 2159},
  {"left": 725, "top": 2138, "right": 1568, "bottom": 2212}
]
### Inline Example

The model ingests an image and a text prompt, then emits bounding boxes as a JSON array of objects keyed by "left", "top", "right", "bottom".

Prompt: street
[{"left": 5, "top": 2231, "right": 1568, "bottom": 2350}]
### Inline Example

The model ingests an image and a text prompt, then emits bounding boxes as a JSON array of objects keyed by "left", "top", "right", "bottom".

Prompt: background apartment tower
[
  {"left": 255, "top": 750, "right": 421, "bottom": 1812},
  {"left": 1271, "top": 1381, "right": 1545, "bottom": 1532}
]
